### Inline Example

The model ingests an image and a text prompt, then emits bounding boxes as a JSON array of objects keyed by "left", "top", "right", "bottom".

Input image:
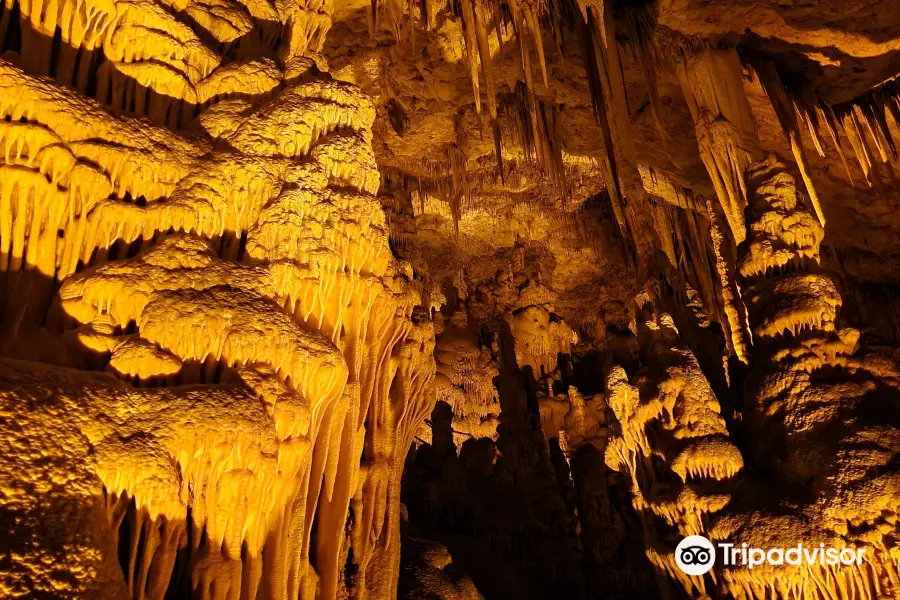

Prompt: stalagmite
[
  {"left": 706, "top": 196, "right": 751, "bottom": 362},
  {"left": 708, "top": 153, "right": 900, "bottom": 599},
  {"left": 600, "top": 312, "right": 742, "bottom": 596}
]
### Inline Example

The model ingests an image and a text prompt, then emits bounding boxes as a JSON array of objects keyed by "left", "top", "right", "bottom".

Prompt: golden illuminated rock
[
  {"left": 0, "top": 0, "right": 434, "bottom": 596},
  {"left": 4, "top": 0, "right": 900, "bottom": 598},
  {"left": 714, "top": 155, "right": 900, "bottom": 598},
  {"left": 426, "top": 311, "right": 500, "bottom": 447},
  {"left": 602, "top": 313, "right": 742, "bottom": 594}
]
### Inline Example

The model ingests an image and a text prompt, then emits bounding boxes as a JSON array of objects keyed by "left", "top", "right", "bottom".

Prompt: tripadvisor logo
[
  {"left": 674, "top": 535, "right": 868, "bottom": 576},
  {"left": 676, "top": 535, "right": 716, "bottom": 576}
]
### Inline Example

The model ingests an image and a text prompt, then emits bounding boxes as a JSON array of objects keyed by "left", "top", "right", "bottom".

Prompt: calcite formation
[
  {"left": 426, "top": 309, "right": 500, "bottom": 447},
  {"left": 5, "top": 0, "right": 900, "bottom": 598},
  {"left": 602, "top": 312, "right": 743, "bottom": 593},
  {"left": 715, "top": 155, "right": 900, "bottom": 599},
  {"left": 0, "top": 0, "right": 435, "bottom": 596}
]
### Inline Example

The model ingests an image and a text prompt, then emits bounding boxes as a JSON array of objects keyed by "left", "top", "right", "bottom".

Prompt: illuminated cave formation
[{"left": 3, "top": 0, "right": 900, "bottom": 599}]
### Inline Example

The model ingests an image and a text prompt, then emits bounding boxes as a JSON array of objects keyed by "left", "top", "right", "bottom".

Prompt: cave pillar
[
  {"left": 735, "top": 154, "right": 844, "bottom": 479},
  {"left": 707, "top": 153, "right": 900, "bottom": 600}
]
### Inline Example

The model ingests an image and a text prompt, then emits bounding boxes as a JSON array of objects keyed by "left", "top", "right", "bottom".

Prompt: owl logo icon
[{"left": 675, "top": 535, "right": 716, "bottom": 576}]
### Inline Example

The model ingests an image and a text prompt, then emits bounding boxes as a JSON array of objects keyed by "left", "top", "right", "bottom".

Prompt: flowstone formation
[
  {"left": 602, "top": 312, "right": 744, "bottom": 594},
  {"left": 0, "top": 0, "right": 436, "bottom": 596}
]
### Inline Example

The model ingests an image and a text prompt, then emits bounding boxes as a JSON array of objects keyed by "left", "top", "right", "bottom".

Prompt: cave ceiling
[{"left": 323, "top": 0, "right": 900, "bottom": 343}]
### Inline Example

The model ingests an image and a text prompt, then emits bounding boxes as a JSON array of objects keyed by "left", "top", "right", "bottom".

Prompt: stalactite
[
  {"left": 523, "top": 2, "right": 547, "bottom": 86},
  {"left": 502, "top": 84, "right": 536, "bottom": 164},
  {"left": 459, "top": 0, "right": 483, "bottom": 116},
  {"left": 493, "top": 117, "right": 505, "bottom": 182},
  {"left": 447, "top": 142, "right": 468, "bottom": 234},
  {"left": 499, "top": 81, "right": 567, "bottom": 197},
  {"left": 506, "top": 0, "right": 549, "bottom": 90},
  {"left": 682, "top": 208, "right": 721, "bottom": 327},
  {"left": 815, "top": 103, "right": 858, "bottom": 185},
  {"left": 573, "top": 0, "right": 672, "bottom": 283},
  {"left": 578, "top": 8, "right": 625, "bottom": 229},
  {"left": 471, "top": 0, "right": 498, "bottom": 122},
  {"left": 843, "top": 107, "right": 876, "bottom": 185},
  {"left": 622, "top": 2, "right": 667, "bottom": 144},
  {"left": 585, "top": 1, "right": 638, "bottom": 180},
  {"left": 706, "top": 197, "right": 750, "bottom": 363},
  {"left": 769, "top": 65, "right": 900, "bottom": 193},
  {"left": 749, "top": 56, "right": 826, "bottom": 226},
  {"left": 656, "top": 199, "right": 680, "bottom": 266},
  {"left": 506, "top": 0, "right": 542, "bottom": 163},
  {"left": 677, "top": 47, "right": 762, "bottom": 243},
  {"left": 794, "top": 87, "right": 828, "bottom": 159},
  {"left": 455, "top": 0, "right": 511, "bottom": 178}
]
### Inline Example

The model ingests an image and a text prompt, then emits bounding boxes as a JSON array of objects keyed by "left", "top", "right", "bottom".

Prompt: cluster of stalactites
[
  {"left": 578, "top": 0, "right": 643, "bottom": 235},
  {"left": 743, "top": 48, "right": 900, "bottom": 230},
  {"left": 746, "top": 56, "right": 825, "bottom": 226},
  {"left": 374, "top": 0, "right": 566, "bottom": 196},
  {"left": 669, "top": 47, "right": 765, "bottom": 362},
  {"left": 753, "top": 55, "right": 900, "bottom": 199},
  {"left": 0, "top": 0, "right": 335, "bottom": 125},
  {"left": 549, "top": 20, "right": 761, "bottom": 369},
  {"left": 450, "top": 0, "right": 551, "bottom": 182},
  {"left": 676, "top": 48, "right": 762, "bottom": 244},
  {"left": 499, "top": 83, "right": 568, "bottom": 197}
]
